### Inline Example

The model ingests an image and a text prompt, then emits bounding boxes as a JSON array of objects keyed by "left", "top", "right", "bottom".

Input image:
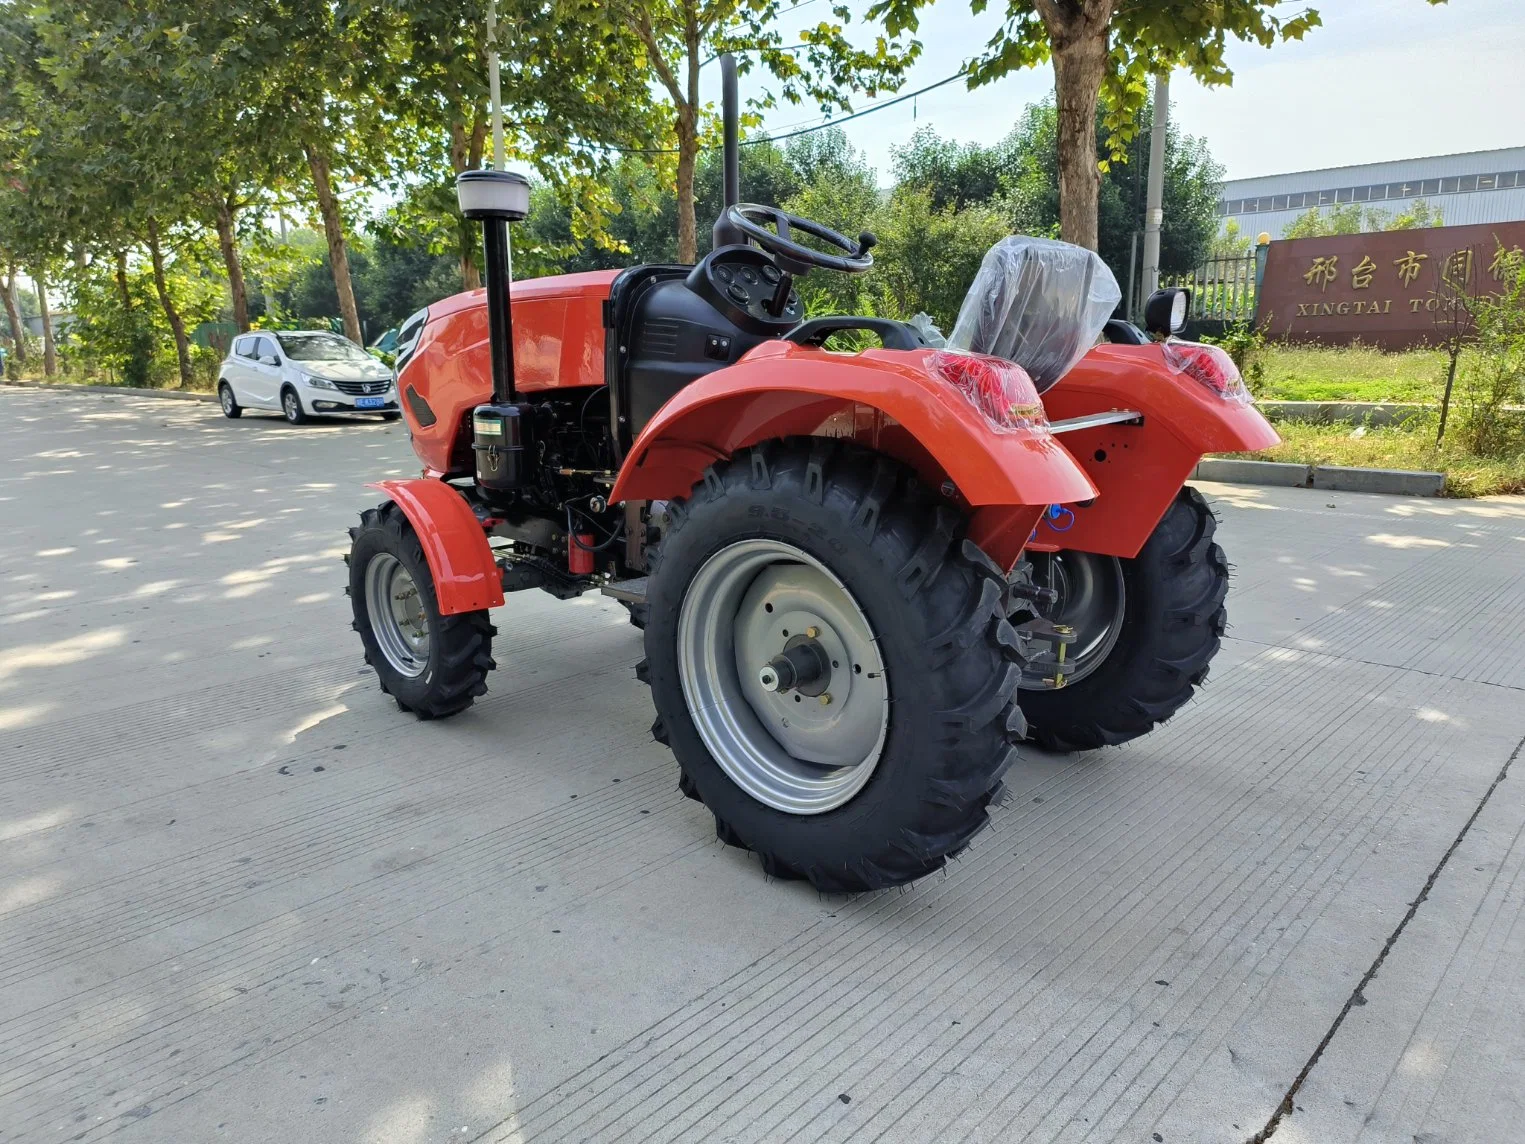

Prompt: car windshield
[{"left": 277, "top": 333, "right": 371, "bottom": 362}]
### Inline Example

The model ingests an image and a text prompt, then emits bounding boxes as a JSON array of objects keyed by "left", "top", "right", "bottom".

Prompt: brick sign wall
[{"left": 1256, "top": 221, "right": 1525, "bottom": 349}]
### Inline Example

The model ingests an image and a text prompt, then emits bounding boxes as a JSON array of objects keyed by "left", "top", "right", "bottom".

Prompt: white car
[{"left": 217, "top": 330, "right": 400, "bottom": 424}]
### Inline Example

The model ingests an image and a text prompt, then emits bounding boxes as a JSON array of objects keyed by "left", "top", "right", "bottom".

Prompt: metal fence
[{"left": 1162, "top": 252, "right": 1260, "bottom": 325}]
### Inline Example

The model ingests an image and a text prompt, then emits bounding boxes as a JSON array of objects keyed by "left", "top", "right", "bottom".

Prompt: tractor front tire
[
  {"left": 1017, "top": 486, "right": 1228, "bottom": 752},
  {"left": 640, "top": 439, "right": 1027, "bottom": 894},
  {"left": 348, "top": 501, "right": 496, "bottom": 719}
]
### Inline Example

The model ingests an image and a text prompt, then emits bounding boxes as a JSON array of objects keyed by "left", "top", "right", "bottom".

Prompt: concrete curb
[
  {"left": 1311, "top": 464, "right": 1446, "bottom": 496},
  {"left": 1193, "top": 456, "right": 1446, "bottom": 497},
  {"left": 1194, "top": 458, "right": 1312, "bottom": 487},
  {"left": 2, "top": 379, "right": 215, "bottom": 402},
  {"left": 1259, "top": 399, "right": 1525, "bottom": 426}
]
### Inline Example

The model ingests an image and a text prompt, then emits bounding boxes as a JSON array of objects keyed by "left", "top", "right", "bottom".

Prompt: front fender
[
  {"left": 609, "top": 341, "right": 1097, "bottom": 509},
  {"left": 369, "top": 479, "right": 504, "bottom": 616}
]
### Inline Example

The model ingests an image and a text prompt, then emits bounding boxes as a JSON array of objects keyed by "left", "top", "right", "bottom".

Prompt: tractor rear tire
[
  {"left": 348, "top": 501, "right": 496, "bottom": 719},
  {"left": 1016, "top": 486, "right": 1228, "bottom": 752},
  {"left": 639, "top": 438, "right": 1028, "bottom": 894}
]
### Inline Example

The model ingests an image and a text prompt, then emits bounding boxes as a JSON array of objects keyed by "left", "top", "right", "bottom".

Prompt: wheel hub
[
  {"left": 676, "top": 540, "right": 888, "bottom": 815},
  {"left": 364, "top": 552, "right": 431, "bottom": 678},
  {"left": 758, "top": 636, "right": 830, "bottom": 696},
  {"left": 1012, "top": 550, "right": 1125, "bottom": 689}
]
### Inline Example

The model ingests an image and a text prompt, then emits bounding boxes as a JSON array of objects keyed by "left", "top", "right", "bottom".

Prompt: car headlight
[{"left": 303, "top": 373, "right": 336, "bottom": 390}]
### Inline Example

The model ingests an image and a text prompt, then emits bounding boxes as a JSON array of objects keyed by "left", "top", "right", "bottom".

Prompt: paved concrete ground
[{"left": 2, "top": 386, "right": 1523, "bottom": 1144}]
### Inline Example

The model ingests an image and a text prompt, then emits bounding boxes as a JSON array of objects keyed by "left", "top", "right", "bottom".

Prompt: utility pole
[
  {"left": 485, "top": 0, "right": 510, "bottom": 275},
  {"left": 1141, "top": 71, "right": 1169, "bottom": 297},
  {"left": 486, "top": 0, "right": 504, "bottom": 171}
]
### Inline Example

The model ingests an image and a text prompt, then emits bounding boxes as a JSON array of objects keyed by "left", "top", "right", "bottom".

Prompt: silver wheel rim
[
  {"left": 220, "top": 387, "right": 233, "bottom": 414},
  {"left": 284, "top": 391, "right": 299, "bottom": 420},
  {"left": 677, "top": 539, "right": 888, "bottom": 815},
  {"left": 364, "top": 553, "right": 430, "bottom": 677},
  {"left": 1015, "top": 551, "right": 1126, "bottom": 688}
]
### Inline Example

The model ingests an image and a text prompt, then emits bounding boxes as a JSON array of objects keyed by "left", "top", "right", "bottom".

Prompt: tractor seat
[{"left": 948, "top": 236, "right": 1121, "bottom": 393}]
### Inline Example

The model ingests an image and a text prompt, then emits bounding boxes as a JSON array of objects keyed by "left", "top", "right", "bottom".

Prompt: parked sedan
[{"left": 217, "top": 330, "right": 400, "bottom": 424}]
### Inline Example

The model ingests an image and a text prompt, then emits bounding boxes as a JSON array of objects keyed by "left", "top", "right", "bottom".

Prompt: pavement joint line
[
  {"left": 1222, "top": 635, "right": 1525, "bottom": 695},
  {"left": 513, "top": 655, "right": 1430, "bottom": 1142},
  {"left": 1245, "top": 731, "right": 1525, "bottom": 1144},
  {"left": 879, "top": 673, "right": 1462, "bottom": 1144}
]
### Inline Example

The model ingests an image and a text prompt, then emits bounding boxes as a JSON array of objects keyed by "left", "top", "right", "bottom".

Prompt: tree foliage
[
  {"left": 1281, "top": 198, "right": 1444, "bottom": 239},
  {"left": 869, "top": 0, "right": 1443, "bottom": 252},
  {"left": 605, "top": 0, "right": 918, "bottom": 262}
]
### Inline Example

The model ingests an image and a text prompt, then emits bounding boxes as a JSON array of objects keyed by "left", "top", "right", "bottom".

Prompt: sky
[{"left": 732, "top": 0, "right": 1525, "bottom": 184}]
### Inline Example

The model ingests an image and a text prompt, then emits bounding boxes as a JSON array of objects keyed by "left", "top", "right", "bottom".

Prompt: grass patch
[
  {"left": 1255, "top": 343, "right": 1448, "bottom": 404},
  {"left": 1233, "top": 416, "right": 1525, "bottom": 497}
]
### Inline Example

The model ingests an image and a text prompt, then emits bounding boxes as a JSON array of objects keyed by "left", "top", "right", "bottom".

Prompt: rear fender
[
  {"left": 369, "top": 479, "right": 504, "bottom": 615},
  {"left": 1029, "top": 343, "right": 1280, "bottom": 558},
  {"left": 609, "top": 341, "right": 1097, "bottom": 515}
]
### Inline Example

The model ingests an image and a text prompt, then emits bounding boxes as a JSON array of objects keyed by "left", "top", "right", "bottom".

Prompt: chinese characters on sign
[
  {"left": 1393, "top": 251, "right": 1428, "bottom": 287},
  {"left": 1303, "top": 255, "right": 1338, "bottom": 291},
  {"left": 1258, "top": 221, "right": 1525, "bottom": 350},
  {"left": 1490, "top": 244, "right": 1524, "bottom": 282}
]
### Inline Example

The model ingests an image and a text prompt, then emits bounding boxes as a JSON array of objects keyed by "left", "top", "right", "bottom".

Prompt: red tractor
[{"left": 347, "top": 59, "right": 1278, "bottom": 893}]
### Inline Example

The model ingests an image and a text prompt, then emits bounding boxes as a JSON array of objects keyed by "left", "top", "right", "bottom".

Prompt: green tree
[
  {"left": 605, "top": 0, "right": 918, "bottom": 263},
  {"left": 890, "top": 126, "right": 1016, "bottom": 211},
  {"left": 869, "top": 0, "right": 1451, "bottom": 252},
  {"left": 1281, "top": 198, "right": 1443, "bottom": 238},
  {"left": 364, "top": 0, "right": 663, "bottom": 291}
]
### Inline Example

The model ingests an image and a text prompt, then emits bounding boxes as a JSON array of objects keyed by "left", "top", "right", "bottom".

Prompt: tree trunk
[
  {"left": 1048, "top": 10, "right": 1113, "bottom": 252},
  {"left": 0, "top": 266, "right": 24, "bottom": 363},
  {"left": 146, "top": 219, "right": 194, "bottom": 388},
  {"left": 1437, "top": 347, "right": 1460, "bottom": 443},
  {"left": 34, "top": 267, "right": 57, "bottom": 377},
  {"left": 114, "top": 251, "right": 133, "bottom": 311},
  {"left": 675, "top": 24, "right": 702, "bottom": 265},
  {"left": 303, "top": 138, "right": 364, "bottom": 344},
  {"left": 216, "top": 197, "right": 250, "bottom": 332},
  {"left": 449, "top": 111, "right": 488, "bottom": 291},
  {"left": 674, "top": 113, "right": 699, "bottom": 264}
]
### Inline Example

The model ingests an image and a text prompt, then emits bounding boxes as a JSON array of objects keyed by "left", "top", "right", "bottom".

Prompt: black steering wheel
[{"left": 721, "top": 203, "right": 876, "bottom": 274}]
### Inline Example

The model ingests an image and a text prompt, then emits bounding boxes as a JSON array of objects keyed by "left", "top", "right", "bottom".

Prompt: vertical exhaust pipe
[
  {"left": 458, "top": 169, "right": 533, "bottom": 492},
  {"left": 712, "top": 53, "right": 744, "bottom": 249},
  {"left": 457, "top": 169, "right": 530, "bottom": 405}
]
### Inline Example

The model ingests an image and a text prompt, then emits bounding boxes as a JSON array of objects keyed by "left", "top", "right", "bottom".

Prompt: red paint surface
[
  {"left": 369, "top": 479, "right": 504, "bottom": 615},
  {"left": 1035, "top": 343, "right": 1280, "bottom": 558},
  {"left": 399, "top": 270, "right": 617, "bottom": 475},
  {"left": 608, "top": 341, "right": 1097, "bottom": 509}
]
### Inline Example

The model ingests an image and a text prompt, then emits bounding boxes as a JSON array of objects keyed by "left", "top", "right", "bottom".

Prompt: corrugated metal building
[{"left": 1218, "top": 146, "right": 1525, "bottom": 239}]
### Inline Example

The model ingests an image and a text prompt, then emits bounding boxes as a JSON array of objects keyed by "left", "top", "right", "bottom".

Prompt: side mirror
[
  {"left": 259, "top": 354, "right": 280, "bottom": 366},
  {"left": 1143, "top": 288, "right": 1190, "bottom": 338}
]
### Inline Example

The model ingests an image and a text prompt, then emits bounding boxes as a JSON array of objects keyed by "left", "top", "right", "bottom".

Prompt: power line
[{"left": 592, "top": 68, "right": 969, "bottom": 156}]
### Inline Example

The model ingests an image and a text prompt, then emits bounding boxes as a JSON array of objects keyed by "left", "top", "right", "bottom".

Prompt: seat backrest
[{"left": 948, "top": 236, "right": 1121, "bottom": 392}]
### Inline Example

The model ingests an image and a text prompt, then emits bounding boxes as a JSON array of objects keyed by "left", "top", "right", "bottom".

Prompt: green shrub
[{"left": 1454, "top": 263, "right": 1525, "bottom": 459}]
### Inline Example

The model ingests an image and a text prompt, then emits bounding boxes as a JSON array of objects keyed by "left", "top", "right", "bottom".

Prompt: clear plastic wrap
[
  {"left": 928, "top": 350, "right": 1046, "bottom": 433},
  {"left": 1161, "top": 339, "right": 1251, "bottom": 405},
  {"left": 948, "top": 235, "right": 1121, "bottom": 392}
]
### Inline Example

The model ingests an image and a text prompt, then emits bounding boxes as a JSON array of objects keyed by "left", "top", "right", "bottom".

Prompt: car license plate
[{"left": 355, "top": 396, "right": 384, "bottom": 409}]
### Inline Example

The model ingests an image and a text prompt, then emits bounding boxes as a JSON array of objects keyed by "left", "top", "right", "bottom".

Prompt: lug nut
[{"left": 819, "top": 693, "right": 832, "bottom": 706}]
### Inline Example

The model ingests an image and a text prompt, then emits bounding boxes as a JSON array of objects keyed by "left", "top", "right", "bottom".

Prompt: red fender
[
  {"left": 1028, "top": 343, "right": 1281, "bottom": 558},
  {"left": 369, "top": 479, "right": 504, "bottom": 615},
  {"left": 608, "top": 340, "right": 1098, "bottom": 513}
]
